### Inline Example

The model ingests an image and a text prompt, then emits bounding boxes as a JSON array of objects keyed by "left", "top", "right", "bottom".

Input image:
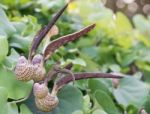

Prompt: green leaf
[
  {"left": 5, "top": 103, "right": 18, "bottom": 114},
  {"left": 92, "top": 109, "right": 107, "bottom": 114},
  {"left": 144, "top": 96, "right": 150, "bottom": 113},
  {"left": 72, "top": 110, "right": 83, "bottom": 114},
  {"left": 10, "top": 35, "right": 30, "bottom": 52},
  {"left": 113, "top": 77, "right": 149, "bottom": 107},
  {"left": 20, "top": 104, "right": 32, "bottom": 114},
  {"left": 4, "top": 49, "right": 20, "bottom": 69},
  {"left": 126, "top": 105, "right": 138, "bottom": 114},
  {"left": 25, "top": 85, "right": 83, "bottom": 114},
  {"left": 0, "top": 87, "right": 18, "bottom": 114},
  {"left": 133, "top": 15, "right": 150, "bottom": 36},
  {"left": 0, "top": 7, "right": 16, "bottom": 36},
  {"left": 83, "top": 95, "right": 91, "bottom": 113},
  {"left": 67, "top": 58, "right": 86, "bottom": 67},
  {"left": 88, "top": 79, "right": 111, "bottom": 95},
  {"left": 0, "top": 35, "right": 8, "bottom": 63},
  {"left": 0, "top": 87, "right": 8, "bottom": 113},
  {"left": 0, "top": 69, "right": 33, "bottom": 99},
  {"left": 115, "top": 12, "right": 132, "bottom": 31},
  {"left": 109, "top": 64, "right": 121, "bottom": 72},
  {"left": 95, "top": 90, "right": 119, "bottom": 114}
]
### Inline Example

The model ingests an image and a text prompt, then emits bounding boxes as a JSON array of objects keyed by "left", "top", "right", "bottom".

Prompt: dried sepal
[{"left": 44, "top": 24, "right": 96, "bottom": 61}]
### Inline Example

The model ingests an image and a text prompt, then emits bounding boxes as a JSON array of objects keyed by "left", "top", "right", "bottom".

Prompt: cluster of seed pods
[
  {"left": 14, "top": 54, "right": 45, "bottom": 82},
  {"left": 13, "top": 0, "right": 96, "bottom": 112},
  {"left": 33, "top": 83, "right": 59, "bottom": 112}
]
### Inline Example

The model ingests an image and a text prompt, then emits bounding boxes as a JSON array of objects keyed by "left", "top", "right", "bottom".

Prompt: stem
[
  {"left": 44, "top": 63, "right": 73, "bottom": 83},
  {"left": 56, "top": 72, "right": 123, "bottom": 89}
]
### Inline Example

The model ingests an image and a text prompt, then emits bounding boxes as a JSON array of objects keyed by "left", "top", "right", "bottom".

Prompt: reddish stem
[{"left": 56, "top": 72, "right": 123, "bottom": 88}]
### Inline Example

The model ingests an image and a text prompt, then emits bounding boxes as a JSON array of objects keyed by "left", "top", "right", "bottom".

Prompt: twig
[
  {"left": 44, "top": 63, "right": 73, "bottom": 84},
  {"left": 56, "top": 72, "right": 123, "bottom": 90}
]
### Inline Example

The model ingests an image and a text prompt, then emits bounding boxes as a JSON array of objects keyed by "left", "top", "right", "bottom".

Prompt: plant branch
[
  {"left": 44, "top": 63, "right": 73, "bottom": 84},
  {"left": 56, "top": 72, "right": 123, "bottom": 89}
]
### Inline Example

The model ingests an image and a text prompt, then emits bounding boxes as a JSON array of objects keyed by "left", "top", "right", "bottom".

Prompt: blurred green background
[{"left": 0, "top": 0, "right": 150, "bottom": 114}]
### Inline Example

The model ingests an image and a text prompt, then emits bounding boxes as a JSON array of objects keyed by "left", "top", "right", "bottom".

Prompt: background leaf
[
  {"left": 95, "top": 90, "right": 119, "bottom": 114},
  {"left": 113, "top": 77, "right": 149, "bottom": 108},
  {"left": 0, "top": 69, "right": 33, "bottom": 99}
]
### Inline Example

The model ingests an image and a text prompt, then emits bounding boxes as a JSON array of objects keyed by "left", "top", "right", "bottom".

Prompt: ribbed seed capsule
[
  {"left": 14, "top": 56, "right": 35, "bottom": 81},
  {"left": 35, "top": 93, "right": 59, "bottom": 112},
  {"left": 32, "top": 54, "right": 45, "bottom": 82},
  {"left": 33, "top": 83, "right": 49, "bottom": 99},
  {"left": 32, "top": 54, "right": 43, "bottom": 65},
  {"left": 33, "top": 65, "right": 45, "bottom": 82}
]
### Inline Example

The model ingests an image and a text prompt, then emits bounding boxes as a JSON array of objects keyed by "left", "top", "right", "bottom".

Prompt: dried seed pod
[
  {"left": 32, "top": 54, "right": 45, "bottom": 82},
  {"left": 32, "top": 54, "right": 43, "bottom": 65},
  {"left": 14, "top": 56, "right": 35, "bottom": 81},
  {"left": 33, "top": 83, "right": 49, "bottom": 99},
  {"left": 33, "top": 65, "right": 45, "bottom": 82},
  {"left": 35, "top": 93, "right": 59, "bottom": 112}
]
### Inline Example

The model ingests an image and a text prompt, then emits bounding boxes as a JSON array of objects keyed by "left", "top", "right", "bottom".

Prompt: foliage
[{"left": 0, "top": 0, "right": 150, "bottom": 114}]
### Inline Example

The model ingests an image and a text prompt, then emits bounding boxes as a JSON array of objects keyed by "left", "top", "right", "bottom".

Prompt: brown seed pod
[
  {"left": 33, "top": 83, "right": 49, "bottom": 99},
  {"left": 32, "top": 54, "right": 45, "bottom": 82},
  {"left": 33, "top": 65, "right": 45, "bottom": 82},
  {"left": 35, "top": 93, "right": 59, "bottom": 112},
  {"left": 32, "top": 54, "right": 43, "bottom": 65},
  {"left": 14, "top": 56, "right": 35, "bottom": 81}
]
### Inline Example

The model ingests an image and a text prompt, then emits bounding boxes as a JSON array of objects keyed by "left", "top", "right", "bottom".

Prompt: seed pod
[
  {"left": 32, "top": 64, "right": 45, "bottom": 82},
  {"left": 32, "top": 54, "right": 43, "bottom": 65},
  {"left": 32, "top": 54, "right": 45, "bottom": 82},
  {"left": 35, "top": 93, "right": 59, "bottom": 112},
  {"left": 14, "top": 56, "right": 35, "bottom": 81},
  {"left": 33, "top": 83, "right": 49, "bottom": 99}
]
